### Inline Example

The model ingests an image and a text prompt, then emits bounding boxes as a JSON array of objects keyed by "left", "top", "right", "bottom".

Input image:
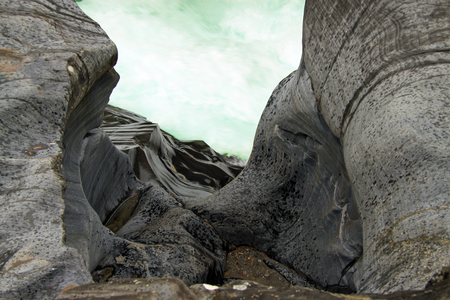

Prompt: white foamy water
[{"left": 76, "top": 0, "right": 304, "bottom": 160}]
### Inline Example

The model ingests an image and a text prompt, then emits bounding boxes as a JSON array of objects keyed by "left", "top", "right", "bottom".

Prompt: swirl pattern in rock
[
  {"left": 189, "top": 62, "right": 363, "bottom": 290},
  {"left": 303, "top": 0, "right": 450, "bottom": 293}
]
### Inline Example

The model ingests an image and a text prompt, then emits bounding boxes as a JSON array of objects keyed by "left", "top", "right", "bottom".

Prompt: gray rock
[
  {"left": 303, "top": 0, "right": 450, "bottom": 293},
  {"left": 56, "top": 278, "right": 197, "bottom": 300},
  {"left": 0, "top": 1, "right": 242, "bottom": 298},
  {"left": 92, "top": 181, "right": 228, "bottom": 286},
  {"left": 0, "top": 0, "right": 117, "bottom": 299},
  {"left": 101, "top": 105, "right": 245, "bottom": 202},
  {"left": 188, "top": 61, "right": 363, "bottom": 290},
  {"left": 62, "top": 67, "right": 143, "bottom": 274},
  {"left": 2, "top": 0, "right": 450, "bottom": 298}
]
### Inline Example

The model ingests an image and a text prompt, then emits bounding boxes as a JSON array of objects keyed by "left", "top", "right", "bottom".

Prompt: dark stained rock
[
  {"left": 56, "top": 278, "right": 197, "bottom": 300},
  {"left": 92, "top": 181, "right": 229, "bottom": 286},
  {"left": 188, "top": 62, "right": 363, "bottom": 290},
  {"left": 223, "top": 246, "right": 314, "bottom": 289},
  {"left": 101, "top": 105, "right": 245, "bottom": 202},
  {"left": 191, "top": 278, "right": 450, "bottom": 299},
  {"left": 303, "top": 0, "right": 450, "bottom": 293}
]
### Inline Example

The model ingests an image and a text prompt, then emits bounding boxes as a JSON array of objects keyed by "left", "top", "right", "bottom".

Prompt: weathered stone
[
  {"left": 56, "top": 278, "right": 197, "bottom": 300},
  {"left": 92, "top": 181, "right": 228, "bottom": 286},
  {"left": 223, "top": 246, "right": 314, "bottom": 289},
  {"left": 62, "top": 67, "right": 144, "bottom": 274},
  {"left": 188, "top": 62, "right": 363, "bottom": 290},
  {"left": 2, "top": 0, "right": 450, "bottom": 298},
  {"left": 56, "top": 277, "right": 450, "bottom": 300},
  {"left": 101, "top": 105, "right": 245, "bottom": 202},
  {"left": 303, "top": 0, "right": 450, "bottom": 293},
  {"left": 0, "top": 0, "right": 118, "bottom": 299}
]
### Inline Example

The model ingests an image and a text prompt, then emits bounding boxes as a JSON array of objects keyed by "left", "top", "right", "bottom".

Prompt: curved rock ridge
[
  {"left": 63, "top": 84, "right": 231, "bottom": 288},
  {"left": 1, "top": 0, "right": 450, "bottom": 298},
  {"left": 189, "top": 62, "right": 363, "bottom": 290},
  {"left": 0, "top": 0, "right": 118, "bottom": 299},
  {"left": 101, "top": 105, "right": 245, "bottom": 202},
  {"left": 303, "top": 0, "right": 450, "bottom": 293},
  {"left": 0, "top": 1, "right": 238, "bottom": 299}
]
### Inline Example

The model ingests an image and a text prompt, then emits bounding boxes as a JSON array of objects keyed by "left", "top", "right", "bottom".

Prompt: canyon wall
[
  {"left": 303, "top": 0, "right": 450, "bottom": 293},
  {"left": 1, "top": 0, "right": 449, "bottom": 299}
]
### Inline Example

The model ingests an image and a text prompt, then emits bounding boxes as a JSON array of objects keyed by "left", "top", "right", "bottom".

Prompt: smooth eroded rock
[
  {"left": 189, "top": 62, "right": 363, "bottom": 290},
  {"left": 303, "top": 0, "right": 450, "bottom": 293}
]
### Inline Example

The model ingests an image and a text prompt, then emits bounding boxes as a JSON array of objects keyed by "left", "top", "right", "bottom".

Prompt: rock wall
[
  {"left": 189, "top": 62, "right": 363, "bottom": 290},
  {"left": 0, "top": 1, "right": 118, "bottom": 299},
  {"left": 0, "top": 1, "right": 242, "bottom": 299},
  {"left": 303, "top": 0, "right": 450, "bottom": 293},
  {"left": 1, "top": 0, "right": 450, "bottom": 298}
]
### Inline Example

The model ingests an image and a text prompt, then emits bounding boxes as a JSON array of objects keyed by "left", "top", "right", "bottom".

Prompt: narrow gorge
[{"left": 1, "top": 0, "right": 450, "bottom": 299}]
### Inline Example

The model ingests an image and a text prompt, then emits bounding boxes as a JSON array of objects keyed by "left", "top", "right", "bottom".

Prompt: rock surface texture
[
  {"left": 189, "top": 63, "right": 363, "bottom": 290},
  {"left": 1, "top": 0, "right": 450, "bottom": 299},
  {"left": 101, "top": 105, "right": 244, "bottom": 202},
  {"left": 56, "top": 277, "right": 450, "bottom": 300},
  {"left": 0, "top": 1, "right": 118, "bottom": 299},
  {"left": 303, "top": 0, "right": 450, "bottom": 293},
  {"left": 0, "top": 1, "right": 240, "bottom": 299}
]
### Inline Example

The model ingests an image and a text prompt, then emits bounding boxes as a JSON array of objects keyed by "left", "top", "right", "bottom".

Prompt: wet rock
[
  {"left": 56, "top": 277, "right": 450, "bottom": 300},
  {"left": 303, "top": 0, "right": 450, "bottom": 293},
  {"left": 189, "top": 62, "right": 363, "bottom": 290},
  {"left": 223, "top": 246, "right": 314, "bottom": 289}
]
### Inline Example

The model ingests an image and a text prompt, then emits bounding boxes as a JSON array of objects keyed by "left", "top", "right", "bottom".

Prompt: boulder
[{"left": 93, "top": 181, "right": 229, "bottom": 286}]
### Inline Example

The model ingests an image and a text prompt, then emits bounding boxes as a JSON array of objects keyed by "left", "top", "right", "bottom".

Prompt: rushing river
[{"left": 76, "top": 0, "right": 304, "bottom": 160}]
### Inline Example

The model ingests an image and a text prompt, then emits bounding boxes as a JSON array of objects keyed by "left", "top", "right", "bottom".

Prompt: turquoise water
[{"left": 76, "top": 0, "right": 304, "bottom": 160}]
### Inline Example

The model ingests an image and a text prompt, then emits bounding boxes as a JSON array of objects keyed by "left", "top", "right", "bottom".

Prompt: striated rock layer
[
  {"left": 0, "top": 1, "right": 118, "bottom": 299},
  {"left": 1, "top": 0, "right": 450, "bottom": 299},
  {"left": 303, "top": 0, "right": 450, "bottom": 293},
  {"left": 189, "top": 62, "right": 363, "bottom": 291}
]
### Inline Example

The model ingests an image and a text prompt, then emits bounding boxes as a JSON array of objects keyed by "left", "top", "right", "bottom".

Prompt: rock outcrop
[
  {"left": 0, "top": 1, "right": 241, "bottom": 299},
  {"left": 1, "top": 0, "right": 450, "bottom": 299},
  {"left": 0, "top": 1, "right": 118, "bottom": 299},
  {"left": 303, "top": 0, "right": 450, "bottom": 293},
  {"left": 189, "top": 62, "right": 363, "bottom": 290},
  {"left": 100, "top": 105, "right": 244, "bottom": 202}
]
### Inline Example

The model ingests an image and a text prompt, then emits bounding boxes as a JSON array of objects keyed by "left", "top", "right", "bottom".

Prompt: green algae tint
[{"left": 76, "top": 0, "right": 305, "bottom": 160}]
